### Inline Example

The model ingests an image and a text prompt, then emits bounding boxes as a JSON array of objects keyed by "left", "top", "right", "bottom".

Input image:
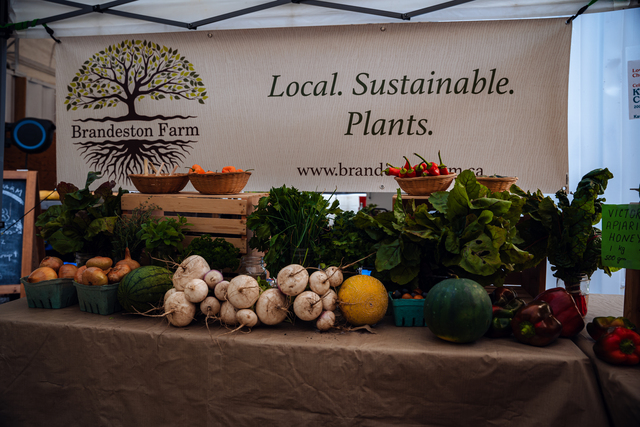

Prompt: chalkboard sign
[
  {"left": 0, "top": 171, "right": 43, "bottom": 296},
  {"left": 0, "top": 179, "right": 27, "bottom": 286}
]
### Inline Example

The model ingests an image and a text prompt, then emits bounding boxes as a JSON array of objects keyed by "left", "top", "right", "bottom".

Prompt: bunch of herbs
[
  {"left": 247, "top": 185, "right": 341, "bottom": 276},
  {"left": 111, "top": 201, "right": 160, "bottom": 262},
  {"left": 180, "top": 234, "right": 241, "bottom": 272},
  {"left": 138, "top": 215, "right": 191, "bottom": 266}
]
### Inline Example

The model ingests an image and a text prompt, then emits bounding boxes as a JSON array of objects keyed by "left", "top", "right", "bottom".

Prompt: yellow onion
[{"left": 28, "top": 267, "right": 58, "bottom": 283}]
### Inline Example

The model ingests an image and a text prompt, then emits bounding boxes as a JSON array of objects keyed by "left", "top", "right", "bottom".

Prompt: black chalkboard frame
[{"left": 0, "top": 170, "right": 44, "bottom": 297}]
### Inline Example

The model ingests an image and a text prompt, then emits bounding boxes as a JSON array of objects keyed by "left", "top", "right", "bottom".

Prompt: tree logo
[{"left": 66, "top": 40, "right": 208, "bottom": 182}]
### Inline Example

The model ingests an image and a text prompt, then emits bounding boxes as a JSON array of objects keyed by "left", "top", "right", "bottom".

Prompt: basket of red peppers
[{"left": 384, "top": 151, "right": 457, "bottom": 196}]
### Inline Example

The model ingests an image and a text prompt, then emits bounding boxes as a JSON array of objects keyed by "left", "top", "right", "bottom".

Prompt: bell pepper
[
  {"left": 490, "top": 286, "right": 517, "bottom": 306},
  {"left": 511, "top": 300, "right": 562, "bottom": 346},
  {"left": 587, "top": 316, "right": 637, "bottom": 341},
  {"left": 593, "top": 327, "right": 640, "bottom": 366},
  {"left": 485, "top": 297, "right": 526, "bottom": 338},
  {"left": 533, "top": 287, "right": 585, "bottom": 338}
]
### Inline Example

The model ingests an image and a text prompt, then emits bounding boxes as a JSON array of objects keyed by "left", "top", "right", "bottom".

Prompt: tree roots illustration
[{"left": 74, "top": 139, "right": 195, "bottom": 182}]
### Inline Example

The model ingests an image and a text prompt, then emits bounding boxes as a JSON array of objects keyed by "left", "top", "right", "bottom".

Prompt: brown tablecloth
[
  {"left": 0, "top": 297, "right": 609, "bottom": 427},
  {"left": 574, "top": 294, "right": 640, "bottom": 427}
]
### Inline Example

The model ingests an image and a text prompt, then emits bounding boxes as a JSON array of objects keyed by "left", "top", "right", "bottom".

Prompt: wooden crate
[{"left": 121, "top": 192, "right": 267, "bottom": 254}]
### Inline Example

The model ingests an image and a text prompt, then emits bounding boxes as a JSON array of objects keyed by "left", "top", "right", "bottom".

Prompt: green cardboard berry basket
[
  {"left": 20, "top": 277, "right": 78, "bottom": 309},
  {"left": 73, "top": 281, "right": 122, "bottom": 315},
  {"left": 389, "top": 292, "right": 426, "bottom": 327}
]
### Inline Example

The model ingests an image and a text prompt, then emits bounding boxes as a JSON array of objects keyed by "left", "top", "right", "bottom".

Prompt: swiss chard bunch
[
  {"left": 513, "top": 168, "right": 618, "bottom": 285},
  {"left": 36, "top": 171, "right": 128, "bottom": 254},
  {"left": 247, "top": 185, "right": 341, "bottom": 275}
]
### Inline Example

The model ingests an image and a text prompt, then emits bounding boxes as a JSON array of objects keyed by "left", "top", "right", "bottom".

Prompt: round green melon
[
  {"left": 423, "top": 278, "right": 492, "bottom": 343},
  {"left": 117, "top": 266, "right": 173, "bottom": 313}
]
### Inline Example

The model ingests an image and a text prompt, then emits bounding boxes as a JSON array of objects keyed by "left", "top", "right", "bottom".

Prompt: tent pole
[{"left": 0, "top": 0, "right": 9, "bottom": 230}]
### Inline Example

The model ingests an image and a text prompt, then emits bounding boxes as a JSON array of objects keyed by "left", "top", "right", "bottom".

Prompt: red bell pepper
[
  {"left": 534, "top": 287, "right": 585, "bottom": 338},
  {"left": 511, "top": 300, "right": 562, "bottom": 346},
  {"left": 593, "top": 327, "right": 640, "bottom": 366},
  {"left": 485, "top": 297, "right": 526, "bottom": 338},
  {"left": 587, "top": 316, "right": 637, "bottom": 341}
]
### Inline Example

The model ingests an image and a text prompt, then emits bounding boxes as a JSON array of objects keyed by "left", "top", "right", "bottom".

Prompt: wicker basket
[
  {"left": 129, "top": 173, "right": 190, "bottom": 194},
  {"left": 476, "top": 176, "right": 518, "bottom": 193},
  {"left": 395, "top": 173, "right": 457, "bottom": 196},
  {"left": 189, "top": 171, "right": 251, "bottom": 195}
]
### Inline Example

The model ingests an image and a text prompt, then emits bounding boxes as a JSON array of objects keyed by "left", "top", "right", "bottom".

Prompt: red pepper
[
  {"left": 437, "top": 150, "right": 449, "bottom": 175},
  {"left": 534, "top": 287, "right": 585, "bottom": 338},
  {"left": 413, "top": 163, "right": 425, "bottom": 177},
  {"left": 593, "top": 327, "right": 640, "bottom": 366},
  {"left": 413, "top": 153, "right": 440, "bottom": 176},
  {"left": 401, "top": 156, "right": 417, "bottom": 178},
  {"left": 587, "top": 316, "right": 637, "bottom": 341},
  {"left": 511, "top": 300, "right": 563, "bottom": 346},
  {"left": 384, "top": 163, "right": 402, "bottom": 177}
]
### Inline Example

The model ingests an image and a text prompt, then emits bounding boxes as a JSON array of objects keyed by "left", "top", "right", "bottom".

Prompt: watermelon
[
  {"left": 117, "top": 266, "right": 173, "bottom": 313},
  {"left": 423, "top": 278, "right": 492, "bottom": 343}
]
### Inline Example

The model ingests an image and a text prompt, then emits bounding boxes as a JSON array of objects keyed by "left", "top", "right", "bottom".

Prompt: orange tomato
[
  {"left": 401, "top": 293, "right": 413, "bottom": 299},
  {"left": 413, "top": 295, "right": 424, "bottom": 299}
]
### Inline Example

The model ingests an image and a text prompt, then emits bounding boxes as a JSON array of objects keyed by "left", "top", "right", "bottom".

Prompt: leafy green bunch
[
  {"left": 36, "top": 172, "right": 128, "bottom": 254},
  {"left": 356, "top": 170, "right": 534, "bottom": 288},
  {"left": 314, "top": 207, "right": 379, "bottom": 272},
  {"left": 181, "top": 235, "right": 241, "bottom": 272},
  {"left": 138, "top": 215, "right": 190, "bottom": 265},
  {"left": 513, "top": 168, "right": 618, "bottom": 284},
  {"left": 111, "top": 201, "right": 159, "bottom": 261},
  {"left": 247, "top": 185, "right": 341, "bottom": 275}
]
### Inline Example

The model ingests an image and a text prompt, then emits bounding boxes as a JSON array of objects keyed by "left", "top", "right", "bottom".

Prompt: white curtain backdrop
[{"left": 561, "top": 7, "right": 640, "bottom": 294}]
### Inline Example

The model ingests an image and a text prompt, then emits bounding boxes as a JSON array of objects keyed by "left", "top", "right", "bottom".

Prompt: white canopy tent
[
  {"left": 2, "top": 1, "right": 639, "bottom": 295},
  {"left": 5, "top": 0, "right": 639, "bottom": 38}
]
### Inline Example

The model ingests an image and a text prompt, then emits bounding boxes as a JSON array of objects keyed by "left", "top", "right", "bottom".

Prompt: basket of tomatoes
[
  {"left": 389, "top": 289, "right": 428, "bottom": 327},
  {"left": 188, "top": 164, "right": 251, "bottom": 195}
]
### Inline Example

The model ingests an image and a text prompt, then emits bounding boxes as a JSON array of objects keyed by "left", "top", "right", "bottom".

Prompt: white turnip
[
  {"left": 184, "top": 278, "right": 209, "bottom": 303},
  {"left": 214, "top": 280, "right": 230, "bottom": 301},
  {"left": 321, "top": 289, "right": 338, "bottom": 312},
  {"left": 277, "top": 264, "right": 309, "bottom": 296},
  {"left": 324, "top": 266, "right": 344, "bottom": 288},
  {"left": 255, "top": 288, "right": 289, "bottom": 325},
  {"left": 164, "top": 292, "right": 196, "bottom": 327},
  {"left": 309, "top": 270, "right": 331, "bottom": 296},
  {"left": 219, "top": 301, "right": 238, "bottom": 325},
  {"left": 203, "top": 269, "right": 224, "bottom": 289},
  {"left": 164, "top": 287, "right": 178, "bottom": 304},
  {"left": 236, "top": 309, "right": 259, "bottom": 328},
  {"left": 173, "top": 255, "right": 210, "bottom": 291},
  {"left": 293, "top": 291, "right": 323, "bottom": 321},
  {"left": 227, "top": 275, "right": 260, "bottom": 309},
  {"left": 200, "top": 296, "right": 221, "bottom": 317},
  {"left": 316, "top": 310, "right": 336, "bottom": 331}
]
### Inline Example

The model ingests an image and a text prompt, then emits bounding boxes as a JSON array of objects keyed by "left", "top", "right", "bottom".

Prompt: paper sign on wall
[
  {"left": 630, "top": 59, "right": 640, "bottom": 120},
  {"left": 602, "top": 204, "right": 640, "bottom": 270},
  {"left": 55, "top": 19, "right": 571, "bottom": 193}
]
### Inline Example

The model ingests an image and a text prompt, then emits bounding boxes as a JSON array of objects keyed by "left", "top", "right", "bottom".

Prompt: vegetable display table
[
  {"left": 574, "top": 294, "right": 640, "bottom": 427},
  {"left": 0, "top": 298, "right": 611, "bottom": 427}
]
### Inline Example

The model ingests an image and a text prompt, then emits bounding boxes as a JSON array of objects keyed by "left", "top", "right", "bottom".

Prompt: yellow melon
[{"left": 338, "top": 275, "right": 388, "bottom": 326}]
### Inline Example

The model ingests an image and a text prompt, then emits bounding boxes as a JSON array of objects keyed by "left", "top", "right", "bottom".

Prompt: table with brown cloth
[
  {"left": 574, "top": 294, "right": 640, "bottom": 427},
  {"left": 0, "top": 297, "right": 609, "bottom": 427}
]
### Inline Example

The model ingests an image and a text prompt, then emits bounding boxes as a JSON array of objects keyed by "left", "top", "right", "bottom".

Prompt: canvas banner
[{"left": 55, "top": 19, "right": 571, "bottom": 193}]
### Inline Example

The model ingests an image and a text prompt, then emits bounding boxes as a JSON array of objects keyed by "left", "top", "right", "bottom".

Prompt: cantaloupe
[{"left": 338, "top": 275, "right": 388, "bottom": 326}]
